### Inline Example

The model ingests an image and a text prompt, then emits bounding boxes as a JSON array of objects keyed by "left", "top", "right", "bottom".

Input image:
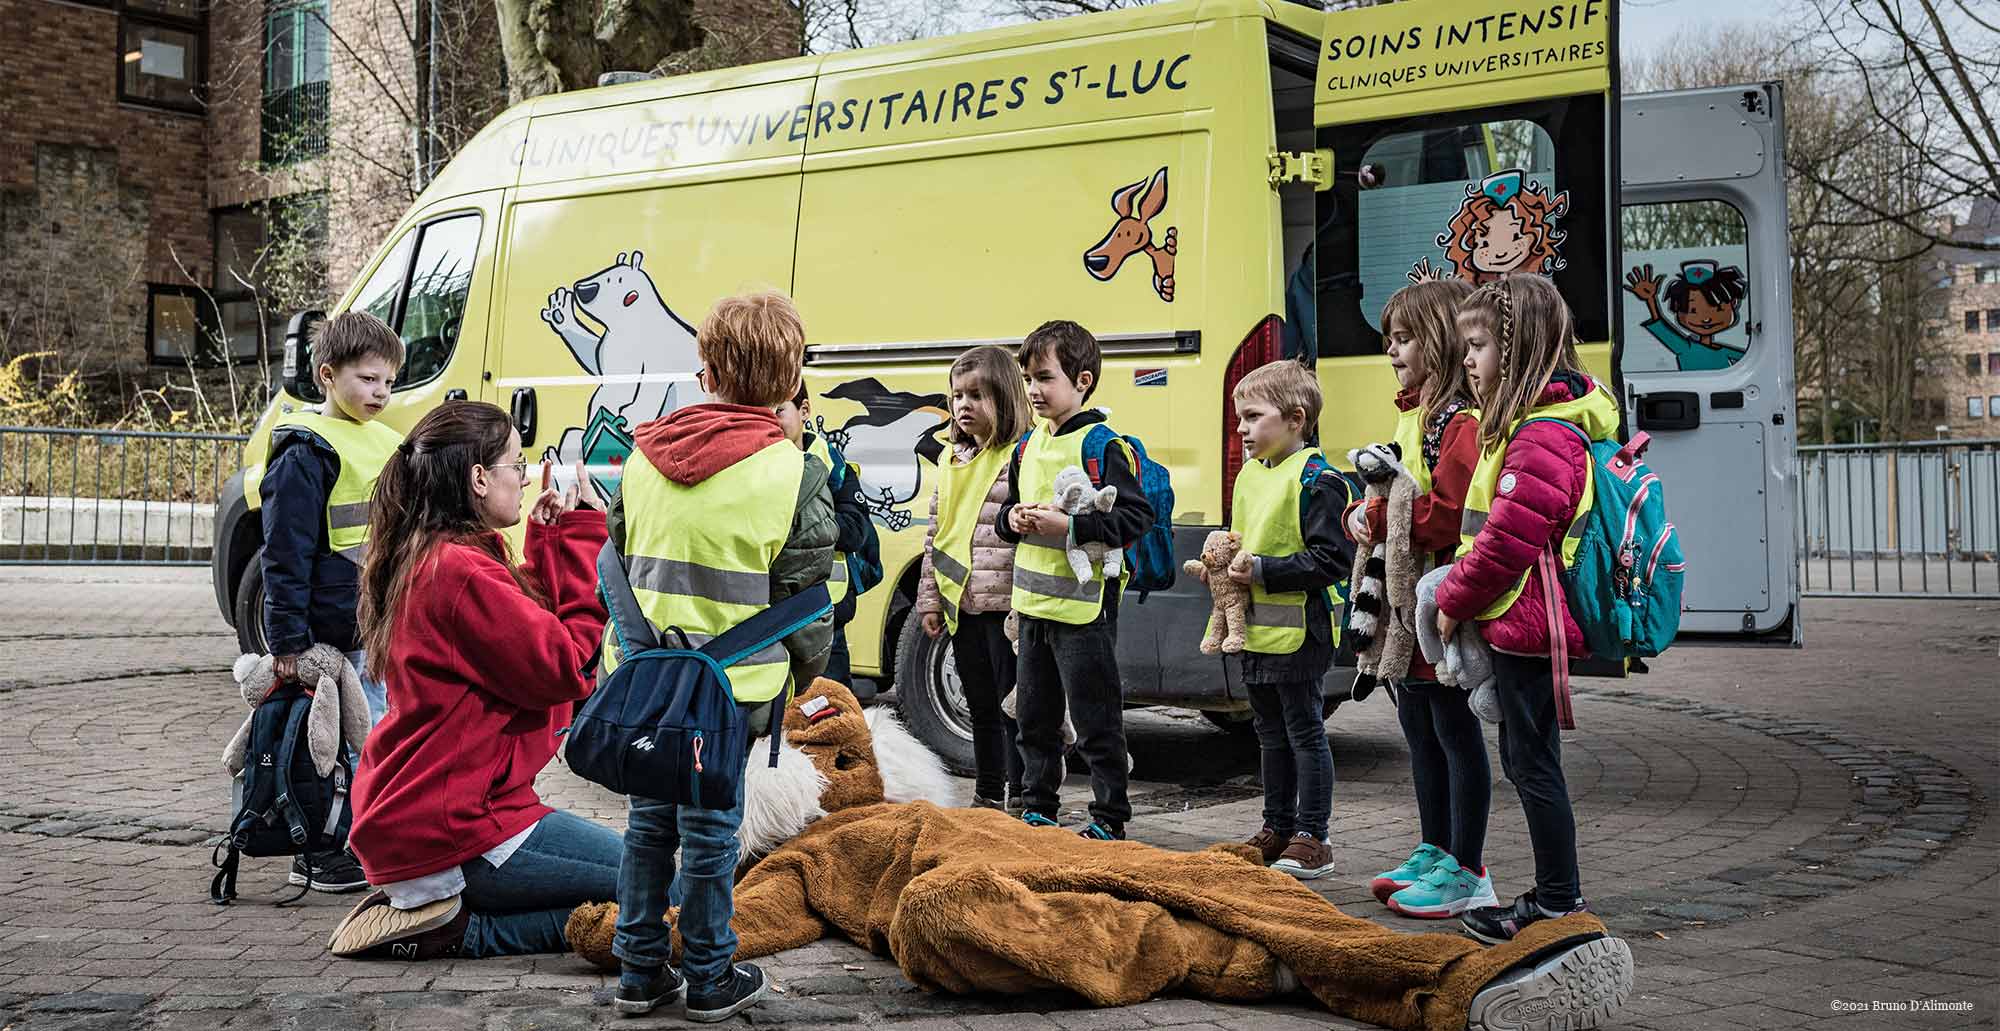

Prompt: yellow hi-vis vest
[
  {"left": 930, "top": 439, "right": 1011, "bottom": 635},
  {"left": 612, "top": 440, "right": 806, "bottom": 704},
  {"left": 1226, "top": 446, "right": 1338, "bottom": 654},
  {"left": 1390, "top": 406, "right": 1436, "bottom": 494},
  {"left": 264, "top": 409, "right": 403, "bottom": 565},
  {"left": 1456, "top": 392, "right": 1613, "bottom": 620},
  {"left": 1009, "top": 423, "right": 1133, "bottom": 625},
  {"left": 802, "top": 433, "right": 849, "bottom": 606}
]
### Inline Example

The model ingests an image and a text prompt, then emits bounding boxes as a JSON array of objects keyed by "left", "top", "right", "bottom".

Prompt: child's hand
[
  {"left": 922, "top": 612, "right": 944, "bottom": 639},
  {"left": 1345, "top": 505, "right": 1372, "bottom": 546},
  {"left": 1437, "top": 612, "right": 1459, "bottom": 641},
  {"left": 272, "top": 653, "right": 300, "bottom": 685},
  {"left": 1022, "top": 506, "right": 1069, "bottom": 538},
  {"left": 1227, "top": 558, "right": 1254, "bottom": 586}
]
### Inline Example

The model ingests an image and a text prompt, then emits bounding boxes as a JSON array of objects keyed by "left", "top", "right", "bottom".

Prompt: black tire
[
  {"left": 1201, "top": 709, "right": 1257, "bottom": 734},
  {"left": 892, "top": 614, "right": 976, "bottom": 776},
  {"left": 232, "top": 547, "right": 269, "bottom": 657}
]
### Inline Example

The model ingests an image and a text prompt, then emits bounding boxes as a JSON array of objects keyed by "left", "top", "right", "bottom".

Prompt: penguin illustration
[{"left": 822, "top": 378, "right": 950, "bottom": 531}]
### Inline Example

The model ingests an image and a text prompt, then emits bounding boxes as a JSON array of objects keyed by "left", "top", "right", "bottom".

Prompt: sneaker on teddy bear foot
[{"left": 1467, "top": 933, "right": 1632, "bottom": 1031}]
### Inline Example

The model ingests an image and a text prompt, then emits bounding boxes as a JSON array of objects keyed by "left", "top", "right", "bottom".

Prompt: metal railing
[
  {"left": 0, "top": 426, "right": 249, "bottom": 565},
  {"left": 1796, "top": 438, "right": 2000, "bottom": 599}
]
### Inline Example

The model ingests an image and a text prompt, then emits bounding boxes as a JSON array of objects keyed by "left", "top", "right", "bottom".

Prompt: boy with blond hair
[
  {"left": 606, "top": 290, "right": 834, "bottom": 1022},
  {"left": 1214, "top": 360, "right": 1353, "bottom": 879}
]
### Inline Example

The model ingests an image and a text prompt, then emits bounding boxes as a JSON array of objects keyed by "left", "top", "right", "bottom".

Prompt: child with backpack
[
  {"left": 917, "top": 345, "right": 1034, "bottom": 812},
  {"left": 258, "top": 310, "right": 405, "bottom": 894},
  {"left": 1352, "top": 278, "right": 1500, "bottom": 919},
  {"left": 1218, "top": 360, "right": 1354, "bottom": 880},
  {"left": 775, "top": 382, "right": 881, "bottom": 688},
  {"left": 606, "top": 291, "right": 833, "bottom": 1022},
  {"left": 329, "top": 402, "right": 622, "bottom": 962},
  {"left": 996, "top": 320, "right": 1155, "bottom": 842},
  {"left": 1434, "top": 273, "right": 1622, "bottom": 944}
]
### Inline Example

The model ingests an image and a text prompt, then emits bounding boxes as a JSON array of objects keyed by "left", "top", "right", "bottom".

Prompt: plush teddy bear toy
[
  {"left": 1346, "top": 442, "right": 1420, "bottom": 694},
  {"left": 1182, "top": 529, "right": 1251, "bottom": 655},
  {"left": 1051, "top": 465, "right": 1123, "bottom": 583}
]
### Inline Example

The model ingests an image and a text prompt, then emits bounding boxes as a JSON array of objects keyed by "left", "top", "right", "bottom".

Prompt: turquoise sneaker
[
  {"left": 1387, "top": 855, "right": 1498, "bottom": 919},
  {"left": 1370, "top": 843, "right": 1447, "bottom": 904}
]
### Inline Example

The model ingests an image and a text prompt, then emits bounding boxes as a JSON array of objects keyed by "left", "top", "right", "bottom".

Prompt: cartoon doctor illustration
[{"left": 1624, "top": 259, "right": 1749, "bottom": 372}]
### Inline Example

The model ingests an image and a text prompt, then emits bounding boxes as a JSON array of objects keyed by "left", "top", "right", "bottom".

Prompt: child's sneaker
[
  {"left": 972, "top": 794, "right": 1007, "bottom": 811},
  {"left": 1272, "top": 833, "right": 1334, "bottom": 879},
  {"left": 1022, "top": 811, "right": 1060, "bottom": 829},
  {"left": 1245, "top": 826, "right": 1287, "bottom": 866},
  {"left": 290, "top": 849, "right": 368, "bottom": 893},
  {"left": 1005, "top": 789, "right": 1026, "bottom": 816},
  {"left": 613, "top": 963, "right": 686, "bottom": 1015},
  {"left": 685, "top": 963, "right": 769, "bottom": 1023},
  {"left": 1386, "top": 855, "right": 1498, "bottom": 918},
  {"left": 1461, "top": 891, "right": 1592, "bottom": 945},
  {"left": 1370, "top": 842, "right": 1447, "bottom": 903},
  {"left": 1078, "top": 821, "right": 1125, "bottom": 841}
]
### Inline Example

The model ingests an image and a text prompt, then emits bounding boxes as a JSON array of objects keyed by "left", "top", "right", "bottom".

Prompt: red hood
[
  {"left": 634, "top": 403, "right": 786, "bottom": 485},
  {"left": 1394, "top": 386, "right": 1421, "bottom": 412}
]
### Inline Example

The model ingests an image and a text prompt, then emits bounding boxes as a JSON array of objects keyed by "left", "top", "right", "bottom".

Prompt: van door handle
[
  {"left": 1635, "top": 391, "right": 1700, "bottom": 432},
  {"left": 511, "top": 387, "right": 538, "bottom": 448},
  {"left": 444, "top": 389, "right": 467, "bottom": 402}
]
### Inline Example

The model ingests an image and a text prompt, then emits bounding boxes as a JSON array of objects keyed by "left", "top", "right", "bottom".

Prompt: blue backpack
[
  {"left": 210, "top": 683, "right": 352, "bottom": 905},
  {"left": 565, "top": 543, "right": 832, "bottom": 808},
  {"left": 1523, "top": 420, "right": 1684, "bottom": 661},
  {"left": 1016, "top": 424, "right": 1177, "bottom": 600}
]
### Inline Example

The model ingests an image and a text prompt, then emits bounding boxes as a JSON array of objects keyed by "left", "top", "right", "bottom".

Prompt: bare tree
[{"left": 494, "top": 0, "right": 703, "bottom": 100}]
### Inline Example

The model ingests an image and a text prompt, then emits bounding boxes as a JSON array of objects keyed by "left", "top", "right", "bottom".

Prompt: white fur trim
[
  {"left": 865, "top": 705, "right": 957, "bottom": 805},
  {"left": 737, "top": 739, "right": 830, "bottom": 864}
]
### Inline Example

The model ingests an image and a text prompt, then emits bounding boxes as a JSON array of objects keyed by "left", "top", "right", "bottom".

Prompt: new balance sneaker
[
  {"left": 1461, "top": 891, "right": 1592, "bottom": 945},
  {"left": 290, "top": 849, "right": 368, "bottom": 893},
  {"left": 1078, "top": 821, "right": 1125, "bottom": 841},
  {"left": 614, "top": 963, "right": 686, "bottom": 1016},
  {"left": 326, "top": 891, "right": 468, "bottom": 961},
  {"left": 1272, "top": 833, "right": 1334, "bottom": 879},
  {"left": 1370, "top": 842, "right": 1447, "bottom": 903},
  {"left": 1386, "top": 855, "right": 1498, "bottom": 918},
  {"left": 1023, "top": 811, "right": 1060, "bottom": 829},
  {"left": 1467, "top": 934, "right": 1633, "bottom": 1031},
  {"left": 1245, "top": 826, "right": 1287, "bottom": 866},
  {"left": 685, "top": 963, "right": 770, "bottom": 1023}
]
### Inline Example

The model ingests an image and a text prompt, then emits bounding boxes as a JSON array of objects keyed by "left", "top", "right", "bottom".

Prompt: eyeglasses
[
  {"left": 694, "top": 366, "right": 710, "bottom": 387},
  {"left": 486, "top": 461, "right": 529, "bottom": 481}
]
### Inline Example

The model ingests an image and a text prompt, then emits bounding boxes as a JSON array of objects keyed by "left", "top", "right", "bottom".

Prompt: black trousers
[
  {"left": 952, "top": 611, "right": 1023, "bottom": 801},
  {"left": 1493, "top": 652, "right": 1581, "bottom": 910},
  {"left": 1015, "top": 588, "right": 1130, "bottom": 827},
  {"left": 1394, "top": 681, "right": 1491, "bottom": 870},
  {"left": 1246, "top": 677, "right": 1334, "bottom": 840}
]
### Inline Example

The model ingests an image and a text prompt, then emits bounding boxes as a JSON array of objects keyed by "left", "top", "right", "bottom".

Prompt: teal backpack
[{"left": 1524, "top": 420, "right": 1685, "bottom": 662}]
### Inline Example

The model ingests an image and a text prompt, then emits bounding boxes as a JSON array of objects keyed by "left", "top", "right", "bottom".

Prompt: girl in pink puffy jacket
[
  {"left": 1436, "top": 273, "right": 1622, "bottom": 946},
  {"left": 917, "top": 345, "right": 1033, "bottom": 811}
]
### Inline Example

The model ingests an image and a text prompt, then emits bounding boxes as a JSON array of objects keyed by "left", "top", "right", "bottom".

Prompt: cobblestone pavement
[{"left": 0, "top": 566, "right": 1992, "bottom": 1031}]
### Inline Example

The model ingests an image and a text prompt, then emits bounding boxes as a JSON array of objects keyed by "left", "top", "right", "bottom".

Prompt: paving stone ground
[{"left": 0, "top": 566, "right": 1992, "bottom": 1030}]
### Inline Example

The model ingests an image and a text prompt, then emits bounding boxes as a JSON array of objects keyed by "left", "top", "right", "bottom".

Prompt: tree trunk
[{"left": 494, "top": 0, "right": 702, "bottom": 102}]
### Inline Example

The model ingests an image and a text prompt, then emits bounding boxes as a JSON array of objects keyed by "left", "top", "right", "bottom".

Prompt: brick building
[
  {"left": 1936, "top": 199, "right": 2000, "bottom": 438},
  {"left": 0, "top": 0, "right": 798, "bottom": 414}
]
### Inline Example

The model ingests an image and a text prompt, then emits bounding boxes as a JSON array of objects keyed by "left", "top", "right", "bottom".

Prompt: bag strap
[
  {"left": 598, "top": 541, "right": 661, "bottom": 659},
  {"left": 701, "top": 582, "right": 832, "bottom": 669},
  {"left": 1079, "top": 424, "right": 1137, "bottom": 490},
  {"left": 1536, "top": 547, "right": 1576, "bottom": 731},
  {"left": 272, "top": 697, "right": 313, "bottom": 847}
]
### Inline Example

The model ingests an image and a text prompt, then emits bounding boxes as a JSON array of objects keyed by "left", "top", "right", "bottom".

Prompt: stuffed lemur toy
[{"left": 1345, "top": 442, "right": 1420, "bottom": 697}]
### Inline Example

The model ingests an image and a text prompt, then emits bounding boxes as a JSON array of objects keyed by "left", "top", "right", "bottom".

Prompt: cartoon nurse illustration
[
  {"left": 1624, "top": 259, "right": 1749, "bottom": 372},
  {"left": 1422, "top": 169, "right": 1571, "bottom": 285}
]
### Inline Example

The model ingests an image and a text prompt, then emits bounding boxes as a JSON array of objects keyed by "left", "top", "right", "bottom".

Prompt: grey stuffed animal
[
  {"left": 1051, "top": 465, "right": 1123, "bottom": 583},
  {"left": 1415, "top": 565, "right": 1500, "bottom": 723},
  {"left": 222, "top": 644, "right": 372, "bottom": 777}
]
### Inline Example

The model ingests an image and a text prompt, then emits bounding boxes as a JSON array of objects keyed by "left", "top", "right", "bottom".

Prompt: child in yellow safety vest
[
  {"left": 1215, "top": 360, "right": 1354, "bottom": 880},
  {"left": 995, "top": 320, "right": 1154, "bottom": 842},
  {"left": 774, "top": 382, "right": 876, "bottom": 688},
  {"left": 258, "top": 310, "right": 405, "bottom": 895},
  {"left": 916, "top": 345, "right": 1034, "bottom": 811}
]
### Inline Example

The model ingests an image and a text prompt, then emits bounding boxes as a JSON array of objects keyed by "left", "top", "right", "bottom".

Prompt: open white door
[{"left": 1618, "top": 82, "right": 1799, "bottom": 644}]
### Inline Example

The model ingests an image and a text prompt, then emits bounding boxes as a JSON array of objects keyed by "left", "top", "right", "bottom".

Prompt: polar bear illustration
[{"left": 538, "top": 250, "right": 702, "bottom": 494}]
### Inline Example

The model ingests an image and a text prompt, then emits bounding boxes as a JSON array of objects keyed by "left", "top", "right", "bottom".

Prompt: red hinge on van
[{"left": 1221, "top": 314, "right": 1284, "bottom": 524}]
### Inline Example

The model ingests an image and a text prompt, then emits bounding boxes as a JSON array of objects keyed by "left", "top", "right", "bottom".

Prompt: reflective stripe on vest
[
  {"left": 803, "top": 433, "right": 849, "bottom": 606},
  {"left": 269, "top": 409, "right": 403, "bottom": 566},
  {"left": 1009, "top": 424, "right": 1132, "bottom": 624},
  {"left": 613, "top": 440, "right": 806, "bottom": 703},
  {"left": 931, "top": 441, "right": 1011, "bottom": 636},
  {"left": 1456, "top": 402, "right": 1600, "bottom": 621},
  {"left": 1227, "top": 447, "right": 1323, "bottom": 654}
]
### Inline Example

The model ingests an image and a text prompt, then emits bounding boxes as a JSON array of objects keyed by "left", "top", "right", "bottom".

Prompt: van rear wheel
[
  {"left": 892, "top": 615, "right": 976, "bottom": 776},
  {"left": 232, "top": 548, "right": 270, "bottom": 657}
]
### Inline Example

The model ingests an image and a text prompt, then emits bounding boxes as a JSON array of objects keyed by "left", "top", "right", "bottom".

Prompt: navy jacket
[{"left": 260, "top": 428, "right": 363, "bottom": 656}]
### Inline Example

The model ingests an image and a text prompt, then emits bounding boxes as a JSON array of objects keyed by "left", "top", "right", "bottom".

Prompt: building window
[
  {"left": 1989, "top": 309, "right": 2000, "bottom": 334},
  {"left": 1979, "top": 266, "right": 2000, "bottom": 285},
  {"left": 1990, "top": 352, "right": 2000, "bottom": 375},
  {"left": 263, "top": 1, "right": 330, "bottom": 164},
  {"left": 1992, "top": 396, "right": 2000, "bottom": 419},
  {"left": 1970, "top": 353, "right": 1984, "bottom": 377},
  {"left": 1970, "top": 397, "right": 1986, "bottom": 420},
  {"left": 147, "top": 285, "right": 220, "bottom": 365},
  {"left": 119, "top": 9, "right": 205, "bottom": 113},
  {"left": 1971, "top": 311, "right": 1984, "bottom": 333}
]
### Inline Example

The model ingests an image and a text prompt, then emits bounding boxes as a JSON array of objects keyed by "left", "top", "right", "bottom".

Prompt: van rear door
[{"left": 1618, "top": 83, "right": 1800, "bottom": 644}]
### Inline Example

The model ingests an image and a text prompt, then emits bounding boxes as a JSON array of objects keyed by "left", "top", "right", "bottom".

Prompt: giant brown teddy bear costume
[{"left": 566, "top": 679, "right": 1632, "bottom": 1031}]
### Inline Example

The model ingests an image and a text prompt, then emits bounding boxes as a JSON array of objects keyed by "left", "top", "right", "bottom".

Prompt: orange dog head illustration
[{"left": 1084, "top": 167, "right": 1178, "bottom": 302}]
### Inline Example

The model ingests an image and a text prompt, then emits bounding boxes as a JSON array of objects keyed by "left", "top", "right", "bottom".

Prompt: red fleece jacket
[{"left": 348, "top": 510, "right": 608, "bottom": 884}]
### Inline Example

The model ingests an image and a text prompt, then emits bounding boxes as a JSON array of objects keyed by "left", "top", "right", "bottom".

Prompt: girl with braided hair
[{"left": 1434, "top": 273, "right": 1621, "bottom": 944}]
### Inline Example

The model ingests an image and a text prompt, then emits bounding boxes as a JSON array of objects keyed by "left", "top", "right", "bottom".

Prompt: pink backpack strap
[{"left": 1537, "top": 547, "right": 1576, "bottom": 730}]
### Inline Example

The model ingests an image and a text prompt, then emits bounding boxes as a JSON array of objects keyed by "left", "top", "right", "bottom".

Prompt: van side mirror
[{"left": 284, "top": 310, "right": 326, "bottom": 403}]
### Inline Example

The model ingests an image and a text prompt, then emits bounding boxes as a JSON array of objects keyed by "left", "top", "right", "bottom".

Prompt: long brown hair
[
  {"left": 948, "top": 345, "right": 1031, "bottom": 450},
  {"left": 1381, "top": 277, "right": 1476, "bottom": 417},
  {"left": 357, "top": 401, "right": 547, "bottom": 680},
  {"left": 1458, "top": 273, "right": 1583, "bottom": 452}
]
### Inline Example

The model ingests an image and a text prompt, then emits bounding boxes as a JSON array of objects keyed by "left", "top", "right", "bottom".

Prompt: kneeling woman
[{"left": 329, "top": 401, "right": 620, "bottom": 960}]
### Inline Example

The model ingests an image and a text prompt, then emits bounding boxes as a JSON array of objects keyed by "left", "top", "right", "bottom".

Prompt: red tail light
[{"left": 1221, "top": 314, "right": 1284, "bottom": 523}]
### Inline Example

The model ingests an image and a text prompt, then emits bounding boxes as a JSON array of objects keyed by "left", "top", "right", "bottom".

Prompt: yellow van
[{"left": 213, "top": 0, "right": 1799, "bottom": 770}]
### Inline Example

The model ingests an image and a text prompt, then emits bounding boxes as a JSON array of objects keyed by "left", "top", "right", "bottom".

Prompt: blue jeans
[
  {"left": 614, "top": 778, "right": 745, "bottom": 990},
  {"left": 345, "top": 649, "right": 387, "bottom": 728},
  {"left": 458, "top": 809, "right": 624, "bottom": 958},
  {"left": 1247, "top": 678, "right": 1334, "bottom": 841}
]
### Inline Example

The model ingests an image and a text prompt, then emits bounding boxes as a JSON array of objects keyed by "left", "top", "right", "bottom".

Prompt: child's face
[
  {"left": 471, "top": 429, "right": 528, "bottom": 531},
  {"left": 774, "top": 395, "right": 807, "bottom": 448},
  {"left": 950, "top": 372, "right": 997, "bottom": 445},
  {"left": 1675, "top": 291, "right": 1739, "bottom": 338},
  {"left": 1235, "top": 398, "right": 1306, "bottom": 463},
  {"left": 321, "top": 355, "right": 397, "bottom": 422},
  {"left": 1458, "top": 314, "right": 1501, "bottom": 401},
  {"left": 1384, "top": 324, "right": 1428, "bottom": 392},
  {"left": 1023, "top": 353, "right": 1090, "bottom": 424}
]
